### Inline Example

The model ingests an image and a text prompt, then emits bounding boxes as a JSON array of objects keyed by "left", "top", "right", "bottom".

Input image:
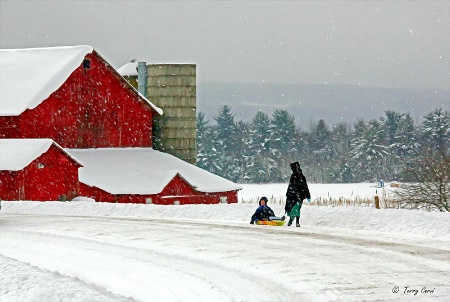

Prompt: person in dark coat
[
  {"left": 285, "top": 162, "right": 311, "bottom": 227},
  {"left": 250, "top": 197, "right": 275, "bottom": 224}
]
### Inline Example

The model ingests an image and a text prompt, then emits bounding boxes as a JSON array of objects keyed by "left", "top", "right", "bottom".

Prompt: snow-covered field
[
  {"left": 239, "top": 182, "right": 394, "bottom": 204},
  {"left": 1, "top": 183, "right": 449, "bottom": 302}
]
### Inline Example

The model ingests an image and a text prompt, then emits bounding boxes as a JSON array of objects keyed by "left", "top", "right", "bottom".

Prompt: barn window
[
  {"left": 145, "top": 198, "right": 152, "bottom": 204},
  {"left": 37, "top": 163, "right": 44, "bottom": 169},
  {"left": 220, "top": 196, "right": 228, "bottom": 204},
  {"left": 173, "top": 200, "right": 180, "bottom": 205},
  {"left": 83, "top": 59, "right": 91, "bottom": 69},
  {"left": 83, "top": 59, "right": 91, "bottom": 74}
]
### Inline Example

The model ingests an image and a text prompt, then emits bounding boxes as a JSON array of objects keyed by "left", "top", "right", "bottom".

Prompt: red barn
[
  {"left": 66, "top": 148, "right": 241, "bottom": 204},
  {"left": 0, "top": 139, "right": 81, "bottom": 201},
  {"left": 0, "top": 45, "right": 241, "bottom": 203},
  {"left": 0, "top": 45, "right": 162, "bottom": 148}
]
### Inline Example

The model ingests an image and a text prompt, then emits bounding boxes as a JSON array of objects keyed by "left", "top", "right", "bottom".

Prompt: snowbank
[{"left": 2, "top": 200, "right": 449, "bottom": 240}]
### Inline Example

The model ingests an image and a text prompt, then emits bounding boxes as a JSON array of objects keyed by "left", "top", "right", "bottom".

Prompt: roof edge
[{"left": 92, "top": 51, "right": 163, "bottom": 116}]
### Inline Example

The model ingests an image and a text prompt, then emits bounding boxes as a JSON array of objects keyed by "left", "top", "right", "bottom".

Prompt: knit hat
[{"left": 259, "top": 196, "right": 268, "bottom": 205}]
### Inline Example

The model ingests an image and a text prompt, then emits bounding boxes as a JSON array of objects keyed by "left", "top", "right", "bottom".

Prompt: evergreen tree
[
  {"left": 270, "top": 109, "right": 298, "bottom": 154},
  {"left": 231, "top": 121, "right": 251, "bottom": 182},
  {"left": 269, "top": 109, "right": 298, "bottom": 181},
  {"left": 421, "top": 107, "right": 450, "bottom": 153},
  {"left": 196, "top": 112, "right": 214, "bottom": 170},
  {"left": 212, "top": 105, "right": 242, "bottom": 182},
  {"left": 214, "top": 105, "right": 238, "bottom": 153},
  {"left": 379, "top": 111, "right": 406, "bottom": 181},
  {"left": 196, "top": 112, "right": 208, "bottom": 155},
  {"left": 350, "top": 119, "right": 389, "bottom": 181},
  {"left": 306, "top": 119, "right": 333, "bottom": 182},
  {"left": 393, "top": 113, "right": 417, "bottom": 157},
  {"left": 309, "top": 119, "right": 331, "bottom": 154},
  {"left": 329, "top": 122, "right": 354, "bottom": 183},
  {"left": 388, "top": 113, "right": 419, "bottom": 181},
  {"left": 249, "top": 111, "right": 271, "bottom": 155},
  {"left": 382, "top": 110, "right": 403, "bottom": 146},
  {"left": 196, "top": 124, "right": 221, "bottom": 174},
  {"left": 245, "top": 111, "right": 275, "bottom": 182}
]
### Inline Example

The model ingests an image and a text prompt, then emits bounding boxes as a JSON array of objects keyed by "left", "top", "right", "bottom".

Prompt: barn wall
[
  {"left": 0, "top": 117, "right": 19, "bottom": 138},
  {"left": 78, "top": 183, "right": 121, "bottom": 203},
  {"left": 0, "top": 146, "right": 79, "bottom": 201},
  {"left": 78, "top": 174, "right": 238, "bottom": 205},
  {"left": 0, "top": 52, "right": 156, "bottom": 148},
  {"left": 79, "top": 183, "right": 150, "bottom": 204},
  {"left": 158, "top": 175, "right": 238, "bottom": 204},
  {"left": 24, "top": 146, "right": 80, "bottom": 201},
  {"left": 0, "top": 171, "right": 21, "bottom": 200}
]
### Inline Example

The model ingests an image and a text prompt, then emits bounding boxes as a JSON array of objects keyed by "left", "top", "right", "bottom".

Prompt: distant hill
[{"left": 197, "top": 82, "right": 450, "bottom": 129}]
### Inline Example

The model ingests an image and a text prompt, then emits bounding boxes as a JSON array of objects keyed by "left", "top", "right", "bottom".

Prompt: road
[{"left": 1, "top": 214, "right": 449, "bottom": 301}]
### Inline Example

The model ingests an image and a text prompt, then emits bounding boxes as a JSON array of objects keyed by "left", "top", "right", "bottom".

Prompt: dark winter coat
[
  {"left": 250, "top": 200, "right": 275, "bottom": 224},
  {"left": 285, "top": 162, "right": 311, "bottom": 213}
]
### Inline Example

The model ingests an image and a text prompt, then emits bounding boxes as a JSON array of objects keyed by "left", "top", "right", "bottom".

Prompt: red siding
[
  {"left": 78, "top": 174, "right": 238, "bottom": 205},
  {"left": 0, "top": 52, "right": 157, "bottom": 148},
  {"left": 0, "top": 117, "right": 19, "bottom": 138},
  {"left": 0, "top": 145, "right": 80, "bottom": 201}
]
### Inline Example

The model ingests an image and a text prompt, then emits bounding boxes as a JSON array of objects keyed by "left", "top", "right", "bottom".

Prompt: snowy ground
[{"left": 1, "top": 183, "right": 449, "bottom": 302}]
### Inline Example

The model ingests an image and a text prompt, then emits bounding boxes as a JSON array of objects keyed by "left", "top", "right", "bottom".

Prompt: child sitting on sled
[{"left": 250, "top": 197, "right": 276, "bottom": 224}]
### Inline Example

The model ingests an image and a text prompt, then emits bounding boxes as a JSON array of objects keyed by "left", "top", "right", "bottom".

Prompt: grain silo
[
  {"left": 147, "top": 64, "right": 197, "bottom": 164},
  {"left": 118, "top": 62, "right": 197, "bottom": 164}
]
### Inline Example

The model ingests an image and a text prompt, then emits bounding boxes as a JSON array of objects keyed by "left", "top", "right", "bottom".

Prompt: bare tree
[{"left": 395, "top": 147, "right": 450, "bottom": 212}]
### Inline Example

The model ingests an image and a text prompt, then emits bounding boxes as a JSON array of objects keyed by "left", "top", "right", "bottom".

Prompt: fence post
[{"left": 374, "top": 195, "right": 380, "bottom": 209}]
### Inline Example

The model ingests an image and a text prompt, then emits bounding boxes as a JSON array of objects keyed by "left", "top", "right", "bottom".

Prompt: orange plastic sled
[{"left": 255, "top": 220, "right": 286, "bottom": 226}]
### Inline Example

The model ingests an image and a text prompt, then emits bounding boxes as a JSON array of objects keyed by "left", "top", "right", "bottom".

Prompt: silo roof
[{"left": 117, "top": 61, "right": 138, "bottom": 76}]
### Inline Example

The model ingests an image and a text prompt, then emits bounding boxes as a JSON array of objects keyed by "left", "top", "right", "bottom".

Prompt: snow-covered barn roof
[
  {"left": 0, "top": 45, "right": 162, "bottom": 116},
  {"left": 0, "top": 45, "right": 93, "bottom": 116},
  {"left": 65, "top": 148, "right": 242, "bottom": 195},
  {"left": 0, "top": 139, "right": 80, "bottom": 171}
]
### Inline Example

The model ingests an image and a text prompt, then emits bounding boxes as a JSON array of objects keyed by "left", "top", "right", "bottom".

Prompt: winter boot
[
  {"left": 288, "top": 217, "right": 293, "bottom": 226},
  {"left": 296, "top": 217, "right": 300, "bottom": 227},
  {"left": 296, "top": 223, "right": 300, "bottom": 227}
]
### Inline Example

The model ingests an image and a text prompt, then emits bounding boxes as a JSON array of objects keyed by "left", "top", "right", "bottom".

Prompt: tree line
[{"left": 196, "top": 105, "right": 450, "bottom": 186}]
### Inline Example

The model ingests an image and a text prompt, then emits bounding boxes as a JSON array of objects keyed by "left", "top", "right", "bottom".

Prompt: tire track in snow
[
  {"left": 19, "top": 213, "right": 448, "bottom": 262},
  {"left": 0, "top": 217, "right": 307, "bottom": 302}
]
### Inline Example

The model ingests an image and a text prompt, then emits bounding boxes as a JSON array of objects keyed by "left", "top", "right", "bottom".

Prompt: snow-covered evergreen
[{"left": 197, "top": 106, "right": 450, "bottom": 185}]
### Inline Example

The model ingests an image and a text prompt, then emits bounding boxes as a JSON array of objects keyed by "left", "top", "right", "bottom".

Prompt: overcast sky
[{"left": 0, "top": 1, "right": 448, "bottom": 90}]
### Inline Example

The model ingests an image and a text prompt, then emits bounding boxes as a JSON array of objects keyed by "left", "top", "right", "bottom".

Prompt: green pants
[{"left": 287, "top": 201, "right": 302, "bottom": 218}]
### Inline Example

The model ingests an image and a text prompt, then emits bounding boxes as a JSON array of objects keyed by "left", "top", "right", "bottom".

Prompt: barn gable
[
  {"left": 0, "top": 139, "right": 81, "bottom": 201},
  {"left": 0, "top": 46, "right": 94, "bottom": 116},
  {"left": 0, "top": 45, "right": 163, "bottom": 148}
]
